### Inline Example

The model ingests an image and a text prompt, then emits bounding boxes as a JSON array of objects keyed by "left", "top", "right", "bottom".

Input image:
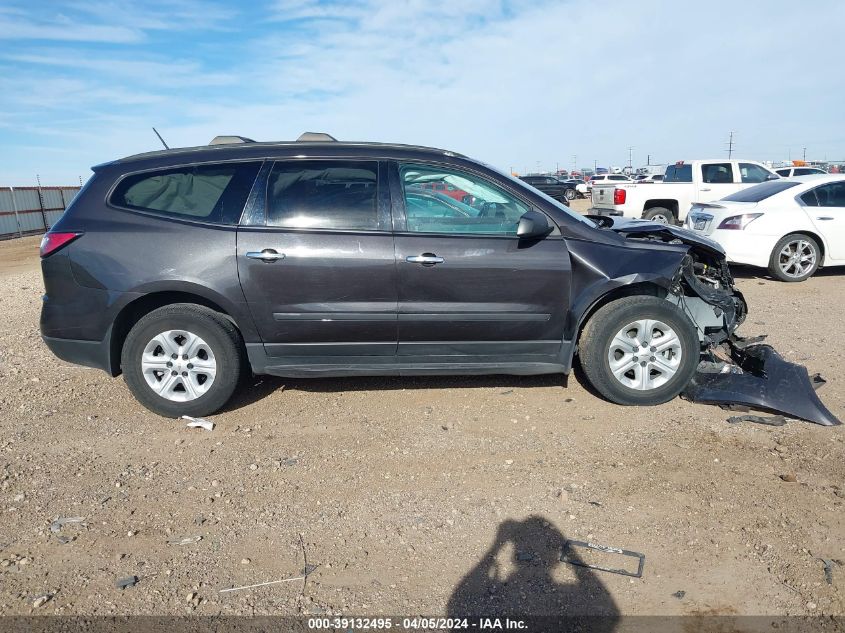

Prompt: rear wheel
[
  {"left": 564, "top": 188, "right": 577, "bottom": 201},
  {"left": 121, "top": 304, "right": 246, "bottom": 417},
  {"left": 578, "top": 296, "right": 699, "bottom": 406},
  {"left": 768, "top": 233, "right": 820, "bottom": 282},
  {"left": 642, "top": 207, "right": 676, "bottom": 224}
]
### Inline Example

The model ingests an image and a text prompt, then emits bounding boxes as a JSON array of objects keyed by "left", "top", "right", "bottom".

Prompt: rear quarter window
[{"left": 110, "top": 162, "right": 261, "bottom": 224}]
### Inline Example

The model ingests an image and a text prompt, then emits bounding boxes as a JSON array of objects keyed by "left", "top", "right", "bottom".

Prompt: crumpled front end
[{"left": 609, "top": 218, "right": 839, "bottom": 425}]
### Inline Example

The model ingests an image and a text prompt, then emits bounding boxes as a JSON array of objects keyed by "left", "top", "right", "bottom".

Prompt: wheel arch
[
  {"left": 108, "top": 290, "right": 248, "bottom": 376},
  {"left": 643, "top": 199, "right": 679, "bottom": 215},
  {"left": 560, "top": 281, "right": 668, "bottom": 372}
]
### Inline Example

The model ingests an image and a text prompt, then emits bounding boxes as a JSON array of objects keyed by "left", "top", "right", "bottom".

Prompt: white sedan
[{"left": 684, "top": 174, "right": 845, "bottom": 281}]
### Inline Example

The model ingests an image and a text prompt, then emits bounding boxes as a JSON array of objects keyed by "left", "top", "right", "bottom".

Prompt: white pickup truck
[{"left": 589, "top": 159, "right": 779, "bottom": 224}]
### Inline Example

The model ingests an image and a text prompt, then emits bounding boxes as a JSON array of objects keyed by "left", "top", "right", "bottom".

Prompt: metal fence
[{"left": 0, "top": 186, "right": 82, "bottom": 239}]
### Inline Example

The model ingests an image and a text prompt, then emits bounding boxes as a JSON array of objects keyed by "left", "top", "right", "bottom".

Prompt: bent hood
[{"left": 591, "top": 216, "right": 726, "bottom": 256}]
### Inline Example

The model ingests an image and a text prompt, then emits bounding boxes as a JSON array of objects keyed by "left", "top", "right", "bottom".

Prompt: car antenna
[{"left": 152, "top": 127, "right": 170, "bottom": 150}]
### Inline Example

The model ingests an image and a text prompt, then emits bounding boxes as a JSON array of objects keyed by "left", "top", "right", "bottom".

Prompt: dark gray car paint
[{"left": 39, "top": 142, "right": 718, "bottom": 375}]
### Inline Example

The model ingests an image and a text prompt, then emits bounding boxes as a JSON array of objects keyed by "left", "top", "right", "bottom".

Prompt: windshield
[
  {"left": 722, "top": 180, "right": 799, "bottom": 202},
  {"left": 481, "top": 162, "right": 597, "bottom": 227}
]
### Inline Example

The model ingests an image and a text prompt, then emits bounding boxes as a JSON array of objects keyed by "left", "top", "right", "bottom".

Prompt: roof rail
[
  {"left": 208, "top": 135, "right": 256, "bottom": 145},
  {"left": 297, "top": 132, "right": 337, "bottom": 142}
]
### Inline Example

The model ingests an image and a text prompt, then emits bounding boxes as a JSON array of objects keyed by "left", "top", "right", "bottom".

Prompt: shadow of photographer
[{"left": 448, "top": 516, "right": 619, "bottom": 631}]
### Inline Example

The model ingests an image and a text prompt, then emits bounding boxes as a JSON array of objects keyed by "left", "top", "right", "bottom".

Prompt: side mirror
[
  {"left": 516, "top": 210, "right": 553, "bottom": 239},
  {"left": 766, "top": 173, "right": 780, "bottom": 180}
]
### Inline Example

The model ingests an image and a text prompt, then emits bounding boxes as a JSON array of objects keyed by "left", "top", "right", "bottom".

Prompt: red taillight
[
  {"left": 613, "top": 188, "right": 626, "bottom": 205},
  {"left": 39, "top": 232, "right": 81, "bottom": 258}
]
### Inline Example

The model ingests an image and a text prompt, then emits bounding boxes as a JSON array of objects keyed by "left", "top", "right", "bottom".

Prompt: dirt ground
[{"left": 0, "top": 228, "right": 843, "bottom": 620}]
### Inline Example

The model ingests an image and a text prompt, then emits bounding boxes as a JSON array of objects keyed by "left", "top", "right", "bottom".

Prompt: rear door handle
[
  {"left": 246, "top": 249, "right": 285, "bottom": 262},
  {"left": 816, "top": 216, "right": 835, "bottom": 221},
  {"left": 406, "top": 253, "right": 444, "bottom": 266}
]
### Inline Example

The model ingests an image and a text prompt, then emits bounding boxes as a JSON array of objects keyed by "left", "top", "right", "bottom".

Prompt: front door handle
[
  {"left": 699, "top": 188, "right": 711, "bottom": 192},
  {"left": 406, "top": 253, "right": 444, "bottom": 267},
  {"left": 246, "top": 249, "right": 286, "bottom": 262},
  {"left": 816, "top": 216, "right": 834, "bottom": 221}
]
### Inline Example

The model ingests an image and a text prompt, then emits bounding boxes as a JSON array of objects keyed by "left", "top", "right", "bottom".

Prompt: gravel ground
[{"left": 0, "top": 230, "right": 843, "bottom": 618}]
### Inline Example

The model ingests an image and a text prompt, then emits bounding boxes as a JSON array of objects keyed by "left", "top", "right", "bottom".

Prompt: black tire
[
  {"left": 767, "top": 233, "right": 820, "bottom": 282},
  {"left": 564, "top": 188, "right": 577, "bottom": 201},
  {"left": 642, "top": 207, "right": 676, "bottom": 224},
  {"left": 578, "top": 296, "right": 699, "bottom": 406},
  {"left": 121, "top": 304, "right": 246, "bottom": 417}
]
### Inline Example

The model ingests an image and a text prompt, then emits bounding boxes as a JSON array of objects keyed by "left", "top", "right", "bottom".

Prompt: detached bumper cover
[{"left": 683, "top": 341, "right": 841, "bottom": 426}]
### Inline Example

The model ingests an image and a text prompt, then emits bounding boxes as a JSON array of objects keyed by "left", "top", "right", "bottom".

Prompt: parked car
[
  {"left": 520, "top": 175, "right": 580, "bottom": 201},
  {"left": 40, "top": 133, "right": 748, "bottom": 417},
  {"left": 590, "top": 159, "right": 779, "bottom": 225},
  {"left": 415, "top": 180, "right": 470, "bottom": 202},
  {"left": 572, "top": 179, "right": 590, "bottom": 196},
  {"left": 633, "top": 173, "right": 664, "bottom": 183},
  {"left": 684, "top": 175, "right": 845, "bottom": 281},
  {"left": 587, "top": 173, "right": 632, "bottom": 190},
  {"left": 774, "top": 166, "right": 827, "bottom": 177}
]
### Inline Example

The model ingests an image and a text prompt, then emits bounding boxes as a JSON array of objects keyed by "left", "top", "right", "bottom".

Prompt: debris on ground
[
  {"left": 672, "top": 590, "right": 686, "bottom": 599},
  {"left": 821, "top": 559, "right": 836, "bottom": 585},
  {"left": 727, "top": 414, "right": 788, "bottom": 426},
  {"left": 167, "top": 535, "right": 202, "bottom": 546},
  {"left": 780, "top": 473, "right": 798, "bottom": 483},
  {"left": 181, "top": 415, "right": 214, "bottom": 431},
  {"left": 49, "top": 516, "right": 85, "bottom": 533},
  {"left": 218, "top": 574, "right": 309, "bottom": 593},
  {"left": 560, "top": 539, "right": 645, "bottom": 578},
  {"left": 684, "top": 340, "right": 841, "bottom": 426},
  {"left": 115, "top": 576, "right": 138, "bottom": 590},
  {"left": 31, "top": 593, "right": 52, "bottom": 608}
]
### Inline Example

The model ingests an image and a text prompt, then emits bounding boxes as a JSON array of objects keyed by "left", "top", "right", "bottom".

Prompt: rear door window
[
  {"left": 701, "top": 163, "right": 734, "bottom": 184},
  {"left": 111, "top": 162, "right": 262, "bottom": 224},
  {"left": 811, "top": 182, "right": 845, "bottom": 207},
  {"left": 266, "top": 160, "right": 380, "bottom": 231}
]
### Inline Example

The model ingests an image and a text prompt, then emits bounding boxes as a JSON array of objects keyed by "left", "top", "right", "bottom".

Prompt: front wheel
[
  {"left": 121, "top": 304, "right": 246, "bottom": 417},
  {"left": 578, "top": 296, "right": 699, "bottom": 406},
  {"left": 564, "top": 188, "right": 577, "bottom": 201}
]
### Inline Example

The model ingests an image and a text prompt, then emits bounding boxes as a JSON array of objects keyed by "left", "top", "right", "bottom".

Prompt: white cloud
[{"left": 0, "top": 13, "right": 143, "bottom": 43}]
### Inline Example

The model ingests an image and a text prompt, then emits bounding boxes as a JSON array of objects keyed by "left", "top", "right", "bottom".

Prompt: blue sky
[{"left": 0, "top": 0, "right": 843, "bottom": 184}]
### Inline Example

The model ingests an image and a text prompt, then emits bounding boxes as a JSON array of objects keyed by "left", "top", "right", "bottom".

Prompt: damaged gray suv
[{"left": 39, "top": 134, "right": 838, "bottom": 424}]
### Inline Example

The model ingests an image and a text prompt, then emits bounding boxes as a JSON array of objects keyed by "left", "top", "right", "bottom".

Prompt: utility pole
[
  {"left": 647, "top": 154, "right": 651, "bottom": 166},
  {"left": 627, "top": 146, "right": 634, "bottom": 168},
  {"left": 803, "top": 147, "right": 807, "bottom": 162},
  {"left": 726, "top": 131, "right": 736, "bottom": 158},
  {"left": 572, "top": 154, "right": 577, "bottom": 172}
]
